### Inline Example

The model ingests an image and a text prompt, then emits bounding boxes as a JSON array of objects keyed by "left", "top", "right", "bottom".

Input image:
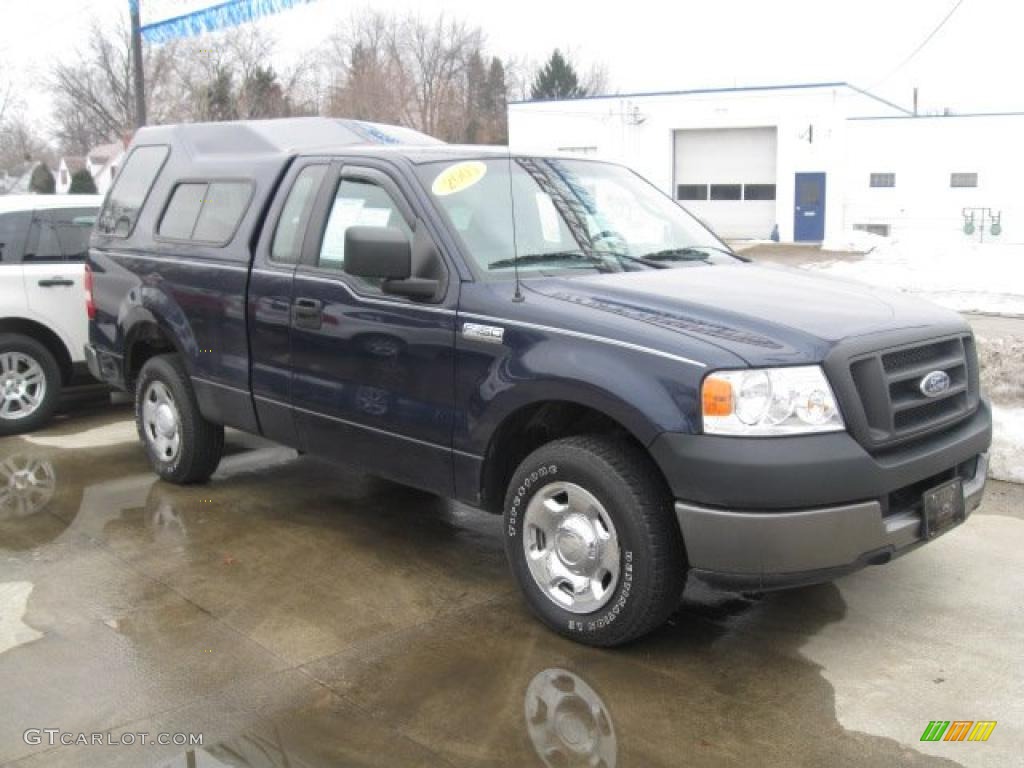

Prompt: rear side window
[
  {"left": 97, "top": 145, "right": 169, "bottom": 237},
  {"left": 192, "top": 182, "right": 251, "bottom": 242},
  {"left": 0, "top": 211, "right": 31, "bottom": 263},
  {"left": 24, "top": 209, "right": 96, "bottom": 263},
  {"left": 271, "top": 165, "right": 326, "bottom": 263},
  {"left": 159, "top": 183, "right": 206, "bottom": 239},
  {"left": 158, "top": 181, "right": 252, "bottom": 245}
]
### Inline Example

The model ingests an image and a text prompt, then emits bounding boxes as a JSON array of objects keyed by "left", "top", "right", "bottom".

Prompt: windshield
[{"left": 417, "top": 157, "right": 739, "bottom": 276}]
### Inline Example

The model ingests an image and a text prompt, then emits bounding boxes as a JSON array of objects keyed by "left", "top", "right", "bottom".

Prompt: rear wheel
[
  {"left": 135, "top": 354, "right": 224, "bottom": 484},
  {"left": 503, "top": 435, "right": 687, "bottom": 647},
  {"left": 0, "top": 333, "right": 61, "bottom": 436}
]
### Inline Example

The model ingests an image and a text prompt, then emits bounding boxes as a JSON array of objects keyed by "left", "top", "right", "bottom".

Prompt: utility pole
[{"left": 130, "top": 0, "right": 147, "bottom": 128}]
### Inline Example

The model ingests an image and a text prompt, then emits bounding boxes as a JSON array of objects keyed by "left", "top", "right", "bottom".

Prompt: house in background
[
  {"left": 86, "top": 141, "right": 126, "bottom": 195},
  {"left": 56, "top": 156, "right": 87, "bottom": 194},
  {"left": 54, "top": 139, "right": 127, "bottom": 196}
]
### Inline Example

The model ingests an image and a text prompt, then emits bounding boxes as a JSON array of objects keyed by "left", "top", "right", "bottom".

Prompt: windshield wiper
[
  {"left": 487, "top": 251, "right": 605, "bottom": 270},
  {"left": 641, "top": 245, "right": 736, "bottom": 262}
]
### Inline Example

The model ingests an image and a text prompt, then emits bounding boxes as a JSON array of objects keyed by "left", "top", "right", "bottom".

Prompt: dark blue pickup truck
[{"left": 86, "top": 118, "right": 991, "bottom": 646}]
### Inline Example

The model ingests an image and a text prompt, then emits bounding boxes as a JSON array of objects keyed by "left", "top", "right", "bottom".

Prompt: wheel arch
[
  {"left": 0, "top": 317, "right": 74, "bottom": 384},
  {"left": 122, "top": 313, "right": 189, "bottom": 391},
  {"left": 478, "top": 398, "right": 669, "bottom": 514}
]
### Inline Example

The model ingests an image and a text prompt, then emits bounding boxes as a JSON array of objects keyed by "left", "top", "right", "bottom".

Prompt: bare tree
[{"left": 50, "top": 18, "right": 182, "bottom": 153}]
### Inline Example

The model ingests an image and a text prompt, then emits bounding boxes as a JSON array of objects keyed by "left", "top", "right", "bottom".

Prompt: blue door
[{"left": 794, "top": 172, "right": 826, "bottom": 241}]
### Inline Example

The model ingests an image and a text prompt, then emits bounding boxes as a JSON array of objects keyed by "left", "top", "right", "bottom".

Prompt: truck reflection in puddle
[
  {"left": 526, "top": 668, "right": 617, "bottom": 768},
  {"left": 0, "top": 455, "right": 57, "bottom": 520}
]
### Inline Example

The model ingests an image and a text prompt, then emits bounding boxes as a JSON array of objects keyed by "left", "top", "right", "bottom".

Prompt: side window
[
  {"left": 51, "top": 208, "right": 97, "bottom": 262},
  {"left": 25, "top": 218, "right": 63, "bottom": 263},
  {"left": 192, "top": 182, "right": 251, "bottom": 243},
  {"left": 271, "top": 164, "right": 326, "bottom": 264},
  {"left": 158, "top": 181, "right": 251, "bottom": 244},
  {"left": 318, "top": 177, "right": 412, "bottom": 283},
  {"left": 97, "top": 145, "right": 169, "bottom": 236},
  {"left": 0, "top": 211, "right": 31, "bottom": 263},
  {"left": 159, "top": 183, "right": 206, "bottom": 239}
]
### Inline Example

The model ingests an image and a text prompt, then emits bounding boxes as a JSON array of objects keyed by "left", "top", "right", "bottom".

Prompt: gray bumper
[{"left": 676, "top": 452, "right": 988, "bottom": 591}]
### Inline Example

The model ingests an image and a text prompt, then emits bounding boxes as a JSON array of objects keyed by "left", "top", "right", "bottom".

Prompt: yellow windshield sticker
[{"left": 432, "top": 161, "right": 487, "bottom": 196}]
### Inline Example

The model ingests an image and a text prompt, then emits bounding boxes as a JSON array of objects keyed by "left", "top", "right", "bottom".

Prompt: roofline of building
[
  {"left": 509, "top": 81, "right": 912, "bottom": 115},
  {"left": 848, "top": 111, "right": 1024, "bottom": 121}
]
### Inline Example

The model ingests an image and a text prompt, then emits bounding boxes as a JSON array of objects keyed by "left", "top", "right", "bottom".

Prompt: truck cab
[{"left": 86, "top": 118, "right": 991, "bottom": 646}]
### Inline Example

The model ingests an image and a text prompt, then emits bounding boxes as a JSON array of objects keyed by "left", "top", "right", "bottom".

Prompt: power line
[{"left": 874, "top": 0, "right": 965, "bottom": 87}]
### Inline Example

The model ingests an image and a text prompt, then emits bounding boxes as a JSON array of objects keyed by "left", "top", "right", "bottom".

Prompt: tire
[
  {"left": 503, "top": 435, "right": 687, "bottom": 647},
  {"left": 135, "top": 354, "right": 224, "bottom": 484},
  {"left": 0, "top": 333, "right": 62, "bottom": 436}
]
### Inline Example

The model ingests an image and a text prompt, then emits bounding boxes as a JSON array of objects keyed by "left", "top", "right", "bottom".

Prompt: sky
[{"left": 3, "top": 0, "right": 1023, "bottom": 138}]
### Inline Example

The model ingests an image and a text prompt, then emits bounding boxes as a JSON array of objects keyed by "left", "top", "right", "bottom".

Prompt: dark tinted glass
[
  {"left": 97, "top": 145, "right": 169, "bottom": 236},
  {"left": 0, "top": 211, "right": 31, "bottom": 263},
  {"left": 159, "top": 183, "right": 207, "bottom": 239},
  {"left": 710, "top": 184, "right": 742, "bottom": 201},
  {"left": 192, "top": 181, "right": 251, "bottom": 243},
  {"left": 271, "top": 165, "right": 326, "bottom": 264},
  {"left": 676, "top": 184, "right": 707, "bottom": 200},
  {"left": 798, "top": 179, "right": 821, "bottom": 205},
  {"left": 743, "top": 184, "right": 776, "bottom": 200},
  {"left": 26, "top": 220, "right": 63, "bottom": 262},
  {"left": 51, "top": 208, "right": 97, "bottom": 261},
  {"left": 950, "top": 173, "right": 977, "bottom": 188}
]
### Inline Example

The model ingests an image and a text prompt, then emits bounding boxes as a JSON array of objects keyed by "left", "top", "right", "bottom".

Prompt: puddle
[{"left": 0, "top": 581, "right": 43, "bottom": 654}]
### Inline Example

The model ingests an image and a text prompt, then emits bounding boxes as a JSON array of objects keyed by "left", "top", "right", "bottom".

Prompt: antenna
[{"left": 507, "top": 150, "right": 524, "bottom": 302}]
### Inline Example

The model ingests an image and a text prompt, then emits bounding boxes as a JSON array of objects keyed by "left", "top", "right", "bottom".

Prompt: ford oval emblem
[{"left": 919, "top": 370, "right": 951, "bottom": 398}]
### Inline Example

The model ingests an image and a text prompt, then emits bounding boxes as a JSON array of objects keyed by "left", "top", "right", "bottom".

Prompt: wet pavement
[{"left": 1, "top": 401, "right": 1022, "bottom": 767}]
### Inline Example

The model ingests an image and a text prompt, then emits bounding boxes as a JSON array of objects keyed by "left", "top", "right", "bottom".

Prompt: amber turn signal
[{"left": 702, "top": 376, "right": 733, "bottom": 417}]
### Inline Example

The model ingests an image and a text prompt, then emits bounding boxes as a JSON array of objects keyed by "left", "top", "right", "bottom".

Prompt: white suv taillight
[{"left": 84, "top": 263, "right": 96, "bottom": 320}]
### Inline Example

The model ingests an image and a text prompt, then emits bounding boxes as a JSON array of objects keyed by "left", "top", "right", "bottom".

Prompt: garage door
[{"left": 674, "top": 127, "right": 777, "bottom": 239}]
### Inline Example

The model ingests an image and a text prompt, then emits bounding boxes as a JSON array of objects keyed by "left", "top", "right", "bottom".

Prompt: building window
[
  {"left": 870, "top": 173, "right": 895, "bottom": 188},
  {"left": 709, "top": 184, "right": 742, "bottom": 201},
  {"left": 854, "top": 223, "right": 891, "bottom": 237},
  {"left": 556, "top": 146, "right": 598, "bottom": 155},
  {"left": 743, "top": 184, "right": 776, "bottom": 201},
  {"left": 676, "top": 184, "right": 707, "bottom": 201},
  {"left": 950, "top": 172, "right": 978, "bottom": 188}
]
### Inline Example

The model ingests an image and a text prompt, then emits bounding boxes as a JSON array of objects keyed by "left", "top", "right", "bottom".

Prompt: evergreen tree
[
  {"left": 69, "top": 168, "right": 98, "bottom": 194},
  {"left": 29, "top": 163, "right": 55, "bottom": 194},
  {"left": 485, "top": 57, "right": 508, "bottom": 144},
  {"left": 530, "top": 50, "right": 585, "bottom": 101}
]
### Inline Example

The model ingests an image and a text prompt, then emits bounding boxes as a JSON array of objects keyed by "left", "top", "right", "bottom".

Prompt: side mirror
[{"left": 344, "top": 226, "right": 412, "bottom": 279}]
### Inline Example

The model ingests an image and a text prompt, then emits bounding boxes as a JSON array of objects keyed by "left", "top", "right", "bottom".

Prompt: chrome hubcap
[
  {"left": 523, "top": 482, "right": 621, "bottom": 614},
  {"left": 525, "top": 668, "right": 617, "bottom": 768},
  {"left": 0, "top": 456, "right": 57, "bottom": 519},
  {"left": 0, "top": 352, "right": 46, "bottom": 421},
  {"left": 142, "top": 382, "right": 181, "bottom": 462}
]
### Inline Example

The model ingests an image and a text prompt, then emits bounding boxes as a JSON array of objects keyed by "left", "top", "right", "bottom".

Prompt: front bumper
[{"left": 675, "top": 451, "right": 988, "bottom": 592}]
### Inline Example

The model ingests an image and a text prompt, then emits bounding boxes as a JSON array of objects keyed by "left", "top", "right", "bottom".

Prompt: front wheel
[
  {"left": 503, "top": 435, "right": 687, "bottom": 647},
  {"left": 0, "top": 333, "right": 61, "bottom": 436},
  {"left": 135, "top": 354, "right": 224, "bottom": 484}
]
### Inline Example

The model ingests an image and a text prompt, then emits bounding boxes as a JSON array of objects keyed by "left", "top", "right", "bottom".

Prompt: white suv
[{"left": 0, "top": 195, "right": 103, "bottom": 434}]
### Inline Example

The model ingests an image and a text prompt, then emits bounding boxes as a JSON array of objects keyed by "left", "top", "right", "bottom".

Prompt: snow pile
[
  {"left": 803, "top": 236, "right": 1024, "bottom": 315},
  {"left": 991, "top": 407, "right": 1024, "bottom": 484},
  {"left": 819, "top": 229, "right": 892, "bottom": 254}
]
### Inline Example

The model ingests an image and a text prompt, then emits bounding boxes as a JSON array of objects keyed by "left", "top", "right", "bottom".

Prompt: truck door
[
  {"left": 287, "top": 160, "right": 458, "bottom": 496},
  {"left": 249, "top": 158, "right": 330, "bottom": 448}
]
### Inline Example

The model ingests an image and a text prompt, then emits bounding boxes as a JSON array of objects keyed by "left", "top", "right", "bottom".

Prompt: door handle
[
  {"left": 292, "top": 297, "right": 323, "bottom": 329},
  {"left": 38, "top": 277, "right": 75, "bottom": 287}
]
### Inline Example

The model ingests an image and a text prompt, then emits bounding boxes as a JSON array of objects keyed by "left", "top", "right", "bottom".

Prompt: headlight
[{"left": 701, "top": 366, "right": 844, "bottom": 436}]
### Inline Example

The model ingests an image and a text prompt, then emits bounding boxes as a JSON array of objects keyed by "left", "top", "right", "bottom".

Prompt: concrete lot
[{"left": 1, "top": 401, "right": 1022, "bottom": 768}]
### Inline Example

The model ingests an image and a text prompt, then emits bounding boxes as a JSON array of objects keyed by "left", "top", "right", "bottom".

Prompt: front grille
[{"left": 847, "top": 334, "right": 979, "bottom": 450}]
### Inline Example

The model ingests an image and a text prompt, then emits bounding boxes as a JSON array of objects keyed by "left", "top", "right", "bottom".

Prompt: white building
[
  {"left": 55, "top": 141, "right": 126, "bottom": 196},
  {"left": 508, "top": 82, "right": 1024, "bottom": 244}
]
